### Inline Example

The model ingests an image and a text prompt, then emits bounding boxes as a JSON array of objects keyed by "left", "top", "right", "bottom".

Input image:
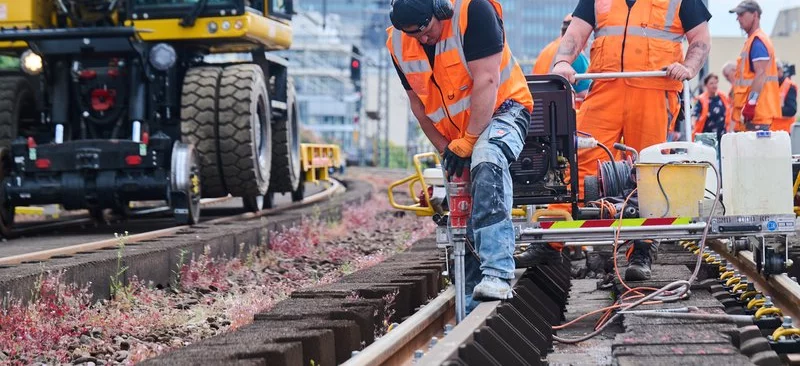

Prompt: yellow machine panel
[
  {"left": 127, "top": 13, "right": 292, "bottom": 51},
  {"left": 0, "top": 0, "right": 53, "bottom": 28}
]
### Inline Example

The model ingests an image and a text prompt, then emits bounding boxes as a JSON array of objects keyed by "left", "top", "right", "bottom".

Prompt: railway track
[
  {"left": 337, "top": 239, "right": 800, "bottom": 366},
  {"left": 0, "top": 180, "right": 341, "bottom": 266}
]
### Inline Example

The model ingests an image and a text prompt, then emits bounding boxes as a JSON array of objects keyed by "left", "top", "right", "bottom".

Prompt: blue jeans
[{"left": 463, "top": 100, "right": 530, "bottom": 313}]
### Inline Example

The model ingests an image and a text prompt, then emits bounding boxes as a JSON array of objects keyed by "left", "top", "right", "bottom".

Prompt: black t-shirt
[
  {"left": 572, "top": 0, "right": 711, "bottom": 32},
  {"left": 393, "top": 0, "right": 504, "bottom": 91}
]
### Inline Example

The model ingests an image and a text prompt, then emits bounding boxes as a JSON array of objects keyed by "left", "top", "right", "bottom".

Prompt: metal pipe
[
  {"left": 616, "top": 311, "right": 754, "bottom": 326},
  {"left": 682, "top": 80, "right": 692, "bottom": 142},
  {"left": 520, "top": 223, "right": 707, "bottom": 236},
  {"left": 562, "top": 241, "right": 615, "bottom": 247},
  {"left": 574, "top": 71, "right": 667, "bottom": 80}
]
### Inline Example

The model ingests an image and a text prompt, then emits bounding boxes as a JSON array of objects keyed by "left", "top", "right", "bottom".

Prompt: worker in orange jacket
[
  {"left": 388, "top": 0, "right": 533, "bottom": 309},
  {"left": 516, "top": 0, "right": 712, "bottom": 282},
  {"left": 532, "top": 14, "right": 592, "bottom": 109},
  {"left": 692, "top": 73, "right": 732, "bottom": 141},
  {"left": 722, "top": 61, "right": 737, "bottom": 107},
  {"left": 771, "top": 60, "right": 798, "bottom": 133},
  {"left": 730, "top": 1, "right": 781, "bottom": 132}
]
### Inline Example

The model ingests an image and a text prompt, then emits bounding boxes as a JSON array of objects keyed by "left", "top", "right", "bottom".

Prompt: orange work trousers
[{"left": 550, "top": 79, "right": 680, "bottom": 213}]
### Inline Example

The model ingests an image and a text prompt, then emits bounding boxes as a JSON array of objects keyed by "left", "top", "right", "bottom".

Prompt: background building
[{"left": 505, "top": 0, "right": 580, "bottom": 66}]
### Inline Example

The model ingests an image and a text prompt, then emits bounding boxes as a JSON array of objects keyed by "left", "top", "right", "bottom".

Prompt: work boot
[
  {"left": 514, "top": 243, "right": 563, "bottom": 268},
  {"left": 472, "top": 275, "right": 513, "bottom": 301},
  {"left": 624, "top": 240, "right": 653, "bottom": 281}
]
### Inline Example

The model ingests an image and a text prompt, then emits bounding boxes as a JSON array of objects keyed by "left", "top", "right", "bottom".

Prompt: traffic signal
[{"left": 350, "top": 46, "right": 361, "bottom": 83}]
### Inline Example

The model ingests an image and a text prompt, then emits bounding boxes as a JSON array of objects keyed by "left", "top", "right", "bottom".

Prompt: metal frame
[{"left": 437, "top": 71, "right": 781, "bottom": 324}]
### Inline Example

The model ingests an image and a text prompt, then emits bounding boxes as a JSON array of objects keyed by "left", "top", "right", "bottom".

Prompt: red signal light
[{"left": 351, "top": 60, "right": 360, "bottom": 69}]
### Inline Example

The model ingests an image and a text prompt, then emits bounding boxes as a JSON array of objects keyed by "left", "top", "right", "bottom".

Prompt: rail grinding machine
[{"left": 389, "top": 72, "right": 796, "bottom": 322}]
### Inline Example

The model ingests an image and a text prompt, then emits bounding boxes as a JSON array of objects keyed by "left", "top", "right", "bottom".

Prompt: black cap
[
  {"left": 729, "top": 0, "right": 762, "bottom": 15},
  {"left": 390, "top": 0, "right": 434, "bottom": 30}
]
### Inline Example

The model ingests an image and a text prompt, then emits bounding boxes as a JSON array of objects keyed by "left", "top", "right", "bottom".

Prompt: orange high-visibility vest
[
  {"left": 771, "top": 78, "right": 798, "bottom": 133},
  {"left": 533, "top": 38, "right": 560, "bottom": 74},
  {"left": 732, "top": 29, "right": 781, "bottom": 130},
  {"left": 386, "top": 0, "right": 533, "bottom": 142},
  {"left": 588, "top": 0, "right": 685, "bottom": 91},
  {"left": 692, "top": 90, "right": 731, "bottom": 140}
]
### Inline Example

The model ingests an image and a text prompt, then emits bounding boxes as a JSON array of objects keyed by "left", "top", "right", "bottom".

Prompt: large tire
[
  {"left": 0, "top": 76, "right": 35, "bottom": 148},
  {"left": 217, "top": 64, "right": 271, "bottom": 198},
  {"left": 180, "top": 67, "right": 227, "bottom": 197},
  {"left": 268, "top": 79, "right": 302, "bottom": 193}
]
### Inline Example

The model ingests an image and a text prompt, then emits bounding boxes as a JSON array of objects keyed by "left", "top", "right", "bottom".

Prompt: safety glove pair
[{"left": 442, "top": 132, "right": 479, "bottom": 179}]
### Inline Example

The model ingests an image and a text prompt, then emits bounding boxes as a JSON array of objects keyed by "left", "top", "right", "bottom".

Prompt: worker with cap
[
  {"left": 532, "top": 13, "right": 592, "bottom": 108},
  {"left": 771, "top": 59, "right": 798, "bottom": 133},
  {"left": 516, "top": 0, "right": 712, "bottom": 282},
  {"left": 387, "top": 0, "right": 533, "bottom": 309},
  {"left": 730, "top": 0, "right": 781, "bottom": 132}
]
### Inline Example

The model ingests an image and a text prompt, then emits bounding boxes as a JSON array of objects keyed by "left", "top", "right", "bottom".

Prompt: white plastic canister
[{"left": 721, "top": 131, "right": 793, "bottom": 215}]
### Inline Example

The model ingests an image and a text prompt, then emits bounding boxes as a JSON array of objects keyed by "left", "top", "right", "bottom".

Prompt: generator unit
[
  {"left": 510, "top": 75, "right": 579, "bottom": 213},
  {"left": 0, "top": 0, "right": 304, "bottom": 234}
]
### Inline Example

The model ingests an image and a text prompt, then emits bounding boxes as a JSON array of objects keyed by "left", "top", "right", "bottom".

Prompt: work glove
[
  {"left": 742, "top": 100, "right": 757, "bottom": 122},
  {"left": 742, "top": 92, "right": 758, "bottom": 122},
  {"left": 442, "top": 132, "right": 479, "bottom": 178}
]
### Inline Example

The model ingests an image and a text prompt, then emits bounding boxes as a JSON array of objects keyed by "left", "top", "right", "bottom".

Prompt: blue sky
[{"left": 709, "top": 0, "right": 800, "bottom": 36}]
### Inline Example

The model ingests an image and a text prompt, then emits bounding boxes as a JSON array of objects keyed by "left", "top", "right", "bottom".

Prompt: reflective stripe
[
  {"left": 448, "top": 96, "right": 471, "bottom": 116},
  {"left": 451, "top": 0, "right": 472, "bottom": 79},
  {"left": 595, "top": 25, "right": 684, "bottom": 42},
  {"left": 392, "top": 29, "right": 433, "bottom": 74},
  {"left": 663, "top": 0, "right": 682, "bottom": 31},
  {"left": 427, "top": 96, "right": 472, "bottom": 123},
  {"left": 734, "top": 76, "right": 780, "bottom": 86},
  {"left": 427, "top": 108, "right": 447, "bottom": 124},
  {"left": 500, "top": 57, "right": 514, "bottom": 84},
  {"left": 435, "top": 36, "right": 459, "bottom": 55}
]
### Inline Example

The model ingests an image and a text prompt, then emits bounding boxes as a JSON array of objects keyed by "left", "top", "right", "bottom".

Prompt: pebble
[
  {"left": 73, "top": 356, "right": 98, "bottom": 364},
  {"left": 115, "top": 351, "right": 129, "bottom": 362}
]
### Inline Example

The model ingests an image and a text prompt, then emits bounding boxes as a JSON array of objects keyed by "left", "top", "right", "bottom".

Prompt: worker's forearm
[
  {"left": 407, "top": 92, "right": 449, "bottom": 152},
  {"left": 465, "top": 74, "right": 499, "bottom": 137},
  {"left": 553, "top": 34, "right": 582, "bottom": 64},
  {"left": 418, "top": 117, "right": 449, "bottom": 153},
  {"left": 751, "top": 71, "right": 767, "bottom": 95},
  {"left": 683, "top": 39, "right": 710, "bottom": 76}
]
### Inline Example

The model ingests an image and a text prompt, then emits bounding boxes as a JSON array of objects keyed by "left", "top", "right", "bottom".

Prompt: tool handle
[{"left": 573, "top": 71, "right": 668, "bottom": 81}]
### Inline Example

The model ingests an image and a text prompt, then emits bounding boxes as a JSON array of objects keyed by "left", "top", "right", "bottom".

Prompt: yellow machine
[{"left": 0, "top": 0, "right": 303, "bottom": 233}]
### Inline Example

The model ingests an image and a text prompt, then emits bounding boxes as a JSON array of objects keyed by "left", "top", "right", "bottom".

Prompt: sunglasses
[{"left": 402, "top": 17, "right": 432, "bottom": 35}]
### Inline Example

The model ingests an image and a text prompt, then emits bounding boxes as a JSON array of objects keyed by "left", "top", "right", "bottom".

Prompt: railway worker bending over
[
  {"left": 387, "top": 0, "right": 533, "bottom": 311},
  {"left": 515, "top": 0, "right": 712, "bottom": 282}
]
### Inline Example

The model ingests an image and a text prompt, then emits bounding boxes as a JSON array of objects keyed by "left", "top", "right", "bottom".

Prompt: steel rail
[
  {"left": 9, "top": 197, "right": 234, "bottom": 237},
  {"left": 345, "top": 269, "right": 525, "bottom": 365},
  {"left": 707, "top": 239, "right": 800, "bottom": 322},
  {"left": 342, "top": 288, "right": 455, "bottom": 366},
  {"left": 0, "top": 180, "right": 343, "bottom": 266}
]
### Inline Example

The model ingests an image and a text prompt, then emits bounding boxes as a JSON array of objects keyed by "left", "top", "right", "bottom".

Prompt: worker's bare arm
[
  {"left": 551, "top": 17, "right": 592, "bottom": 84},
  {"left": 683, "top": 22, "right": 711, "bottom": 78},
  {"left": 751, "top": 59, "right": 769, "bottom": 95},
  {"left": 464, "top": 51, "right": 502, "bottom": 136},
  {"left": 407, "top": 90, "right": 449, "bottom": 153},
  {"left": 554, "top": 17, "right": 592, "bottom": 65}
]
